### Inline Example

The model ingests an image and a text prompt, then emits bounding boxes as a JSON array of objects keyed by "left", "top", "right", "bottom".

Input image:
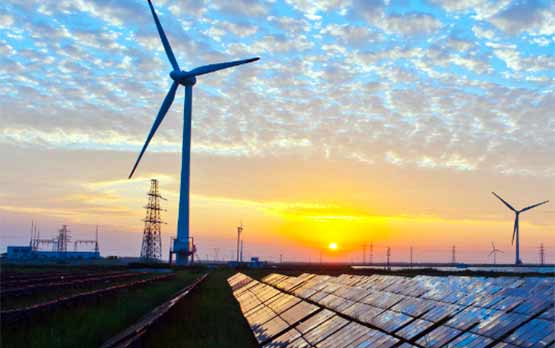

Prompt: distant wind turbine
[
  {"left": 489, "top": 242, "right": 503, "bottom": 265},
  {"left": 128, "top": 0, "right": 259, "bottom": 264},
  {"left": 492, "top": 192, "right": 549, "bottom": 265}
]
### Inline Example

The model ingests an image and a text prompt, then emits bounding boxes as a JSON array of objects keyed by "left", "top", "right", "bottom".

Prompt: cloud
[
  {"left": 379, "top": 13, "right": 443, "bottom": 36},
  {"left": 489, "top": 0, "right": 555, "bottom": 35}
]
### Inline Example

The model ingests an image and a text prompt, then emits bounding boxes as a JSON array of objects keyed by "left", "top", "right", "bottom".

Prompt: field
[
  {"left": 2, "top": 264, "right": 552, "bottom": 348},
  {"left": 1, "top": 265, "right": 207, "bottom": 348}
]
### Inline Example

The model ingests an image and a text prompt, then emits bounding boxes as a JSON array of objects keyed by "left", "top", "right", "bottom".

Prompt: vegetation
[
  {"left": 1, "top": 269, "right": 202, "bottom": 348},
  {"left": 1, "top": 272, "right": 156, "bottom": 310},
  {"left": 140, "top": 268, "right": 269, "bottom": 348}
]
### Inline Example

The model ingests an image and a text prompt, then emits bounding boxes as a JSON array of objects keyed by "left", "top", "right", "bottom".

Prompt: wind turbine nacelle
[{"left": 170, "top": 71, "right": 197, "bottom": 86}]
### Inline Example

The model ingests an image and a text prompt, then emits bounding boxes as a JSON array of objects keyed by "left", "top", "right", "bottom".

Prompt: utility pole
[
  {"left": 540, "top": 243, "right": 545, "bottom": 265},
  {"left": 280, "top": 253, "right": 283, "bottom": 263},
  {"left": 95, "top": 225, "right": 99, "bottom": 253},
  {"left": 370, "top": 242, "right": 374, "bottom": 264},
  {"left": 410, "top": 246, "right": 413, "bottom": 268},
  {"left": 236, "top": 222, "right": 243, "bottom": 263},
  {"left": 362, "top": 243, "right": 367, "bottom": 264},
  {"left": 386, "top": 246, "right": 391, "bottom": 271},
  {"left": 451, "top": 245, "right": 456, "bottom": 264},
  {"left": 240, "top": 240, "right": 244, "bottom": 263}
]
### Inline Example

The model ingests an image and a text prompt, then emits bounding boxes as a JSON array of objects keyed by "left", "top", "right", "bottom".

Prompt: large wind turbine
[
  {"left": 128, "top": 0, "right": 259, "bottom": 264},
  {"left": 492, "top": 192, "right": 549, "bottom": 265},
  {"left": 488, "top": 242, "right": 503, "bottom": 265}
]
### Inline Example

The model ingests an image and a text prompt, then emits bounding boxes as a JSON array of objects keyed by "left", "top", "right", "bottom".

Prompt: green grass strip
[{"left": 140, "top": 269, "right": 266, "bottom": 348}]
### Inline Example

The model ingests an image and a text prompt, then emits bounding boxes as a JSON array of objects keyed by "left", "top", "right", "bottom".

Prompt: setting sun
[{"left": 328, "top": 242, "right": 338, "bottom": 250}]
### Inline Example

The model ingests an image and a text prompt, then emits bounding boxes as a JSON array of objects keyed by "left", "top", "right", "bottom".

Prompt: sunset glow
[{"left": 328, "top": 242, "right": 338, "bottom": 251}]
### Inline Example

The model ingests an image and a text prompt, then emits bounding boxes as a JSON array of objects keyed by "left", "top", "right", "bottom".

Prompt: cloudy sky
[{"left": 1, "top": 0, "right": 554, "bottom": 263}]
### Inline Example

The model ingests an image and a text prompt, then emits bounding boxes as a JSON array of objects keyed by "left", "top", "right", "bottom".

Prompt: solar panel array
[{"left": 228, "top": 272, "right": 554, "bottom": 348}]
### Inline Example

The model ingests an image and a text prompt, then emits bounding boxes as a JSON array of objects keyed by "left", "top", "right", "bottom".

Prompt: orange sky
[{"left": 1, "top": 145, "right": 553, "bottom": 264}]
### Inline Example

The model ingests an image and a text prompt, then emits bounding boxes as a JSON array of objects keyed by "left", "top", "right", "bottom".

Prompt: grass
[
  {"left": 1, "top": 269, "right": 202, "bottom": 348},
  {"left": 1, "top": 272, "right": 155, "bottom": 310},
  {"left": 140, "top": 268, "right": 270, "bottom": 348}
]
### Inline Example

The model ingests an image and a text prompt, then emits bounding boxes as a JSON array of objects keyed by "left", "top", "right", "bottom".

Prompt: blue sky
[{"left": 0, "top": 0, "right": 553, "bottom": 262}]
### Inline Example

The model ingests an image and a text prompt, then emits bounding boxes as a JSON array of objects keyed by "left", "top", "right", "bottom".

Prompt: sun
[{"left": 328, "top": 242, "right": 338, "bottom": 250}]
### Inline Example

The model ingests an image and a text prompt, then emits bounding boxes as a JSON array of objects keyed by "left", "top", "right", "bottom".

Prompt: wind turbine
[
  {"left": 128, "top": 0, "right": 259, "bottom": 264},
  {"left": 489, "top": 242, "right": 503, "bottom": 265},
  {"left": 492, "top": 192, "right": 549, "bottom": 265}
]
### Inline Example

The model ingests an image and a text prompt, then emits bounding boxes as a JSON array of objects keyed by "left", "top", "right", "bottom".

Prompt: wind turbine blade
[
  {"left": 491, "top": 242, "right": 495, "bottom": 250},
  {"left": 147, "top": 0, "right": 180, "bottom": 71},
  {"left": 492, "top": 192, "right": 516, "bottom": 212},
  {"left": 520, "top": 200, "right": 549, "bottom": 213},
  {"left": 498, "top": 250, "right": 504, "bottom": 253},
  {"left": 129, "top": 81, "right": 179, "bottom": 179},
  {"left": 511, "top": 215, "right": 518, "bottom": 245},
  {"left": 189, "top": 57, "right": 259, "bottom": 77},
  {"left": 489, "top": 250, "right": 494, "bottom": 256}
]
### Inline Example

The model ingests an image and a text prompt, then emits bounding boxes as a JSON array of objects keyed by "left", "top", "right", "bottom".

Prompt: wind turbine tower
[
  {"left": 128, "top": 0, "right": 259, "bottom": 265},
  {"left": 489, "top": 242, "right": 503, "bottom": 265},
  {"left": 492, "top": 192, "right": 549, "bottom": 265},
  {"left": 236, "top": 222, "right": 243, "bottom": 263}
]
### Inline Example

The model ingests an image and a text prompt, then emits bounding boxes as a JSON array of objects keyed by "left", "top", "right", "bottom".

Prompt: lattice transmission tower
[{"left": 141, "top": 179, "right": 165, "bottom": 260}]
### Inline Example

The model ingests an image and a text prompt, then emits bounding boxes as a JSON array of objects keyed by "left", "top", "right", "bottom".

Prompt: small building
[{"left": 6, "top": 246, "right": 100, "bottom": 260}]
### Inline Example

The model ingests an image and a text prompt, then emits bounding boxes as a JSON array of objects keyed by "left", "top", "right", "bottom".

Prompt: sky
[{"left": 0, "top": 0, "right": 554, "bottom": 264}]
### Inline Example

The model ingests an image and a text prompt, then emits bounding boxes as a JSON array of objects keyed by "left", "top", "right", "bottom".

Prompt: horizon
[{"left": 1, "top": 0, "right": 554, "bottom": 264}]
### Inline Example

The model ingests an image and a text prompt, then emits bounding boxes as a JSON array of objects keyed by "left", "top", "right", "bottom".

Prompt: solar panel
[
  {"left": 471, "top": 312, "right": 529, "bottom": 340},
  {"left": 447, "top": 332, "right": 493, "bottom": 348},
  {"left": 285, "top": 337, "right": 312, "bottom": 348},
  {"left": 396, "top": 318, "right": 435, "bottom": 341},
  {"left": 491, "top": 343, "right": 520, "bottom": 348},
  {"left": 513, "top": 298, "right": 552, "bottom": 316},
  {"left": 267, "top": 294, "right": 301, "bottom": 314},
  {"left": 228, "top": 272, "right": 553, "bottom": 348},
  {"left": 421, "top": 302, "right": 463, "bottom": 323},
  {"left": 397, "top": 343, "right": 420, "bottom": 348},
  {"left": 315, "top": 322, "right": 369, "bottom": 348},
  {"left": 490, "top": 296, "right": 524, "bottom": 312},
  {"left": 416, "top": 325, "right": 463, "bottom": 348},
  {"left": 341, "top": 302, "right": 383, "bottom": 323},
  {"left": 252, "top": 316, "right": 289, "bottom": 344},
  {"left": 344, "top": 328, "right": 398, "bottom": 348},
  {"left": 296, "top": 309, "right": 336, "bottom": 334},
  {"left": 370, "top": 309, "right": 414, "bottom": 333},
  {"left": 540, "top": 306, "right": 555, "bottom": 320},
  {"left": 303, "top": 315, "right": 350, "bottom": 346},
  {"left": 391, "top": 297, "right": 436, "bottom": 317},
  {"left": 362, "top": 291, "right": 404, "bottom": 309},
  {"left": 280, "top": 301, "right": 319, "bottom": 325},
  {"left": 446, "top": 306, "right": 503, "bottom": 331},
  {"left": 504, "top": 318, "right": 554, "bottom": 348},
  {"left": 262, "top": 328, "right": 301, "bottom": 348}
]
